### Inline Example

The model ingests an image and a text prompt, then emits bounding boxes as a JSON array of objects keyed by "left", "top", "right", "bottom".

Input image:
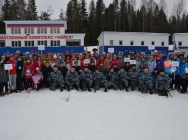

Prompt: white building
[
  {"left": 0, "top": 20, "right": 85, "bottom": 53},
  {"left": 173, "top": 33, "right": 188, "bottom": 48},
  {"left": 97, "top": 32, "right": 170, "bottom": 55}
]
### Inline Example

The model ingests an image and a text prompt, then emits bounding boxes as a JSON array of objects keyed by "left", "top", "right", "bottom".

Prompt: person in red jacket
[
  {"left": 8, "top": 55, "right": 18, "bottom": 93},
  {"left": 96, "top": 56, "right": 104, "bottom": 67},
  {"left": 24, "top": 58, "right": 35, "bottom": 93},
  {"left": 34, "top": 56, "right": 44, "bottom": 71}
]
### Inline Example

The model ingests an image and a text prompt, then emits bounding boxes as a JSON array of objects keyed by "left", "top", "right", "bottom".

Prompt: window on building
[
  {"left": 15, "top": 28, "right": 18, "bottom": 34},
  {"left": 44, "top": 41, "right": 47, "bottom": 46},
  {"left": 31, "top": 28, "right": 34, "bottom": 34},
  {"left": 119, "top": 40, "right": 123, "bottom": 45},
  {"left": 44, "top": 28, "right": 47, "bottom": 34},
  {"left": 18, "top": 28, "right": 21, "bottom": 34},
  {"left": 110, "top": 40, "right": 114, "bottom": 45},
  {"left": 54, "top": 28, "right": 56, "bottom": 33},
  {"left": 152, "top": 41, "right": 155, "bottom": 45},
  {"left": 11, "top": 28, "right": 14, "bottom": 34},
  {"left": 50, "top": 27, "right": 60, "bottom": 34},
  {"left": 11, "top": 28, "right": 21, "bottom": 34},
  {"left": 41, "top": 28, "right": 43, "bottom": 34},
  {"left": 31, "top": 41, "right": 34, "bottom": 46},
  {"left": 38, "top": 41, "right": 47, "bottom": 46},
  {"left": 57, "top": 28, "right": 60, "bottom": 33},
  {"left": 37, "top": 28, "right": 40, "bottom": 34},
  {"left": 12, "top": 41, "right": 14, "bottom": 47},
  {"left": 161, "top": 41, "right": 165, "bottom": 46},
  {"left": 37, "top": 28, "right": 47, "bottom": 34},
  {"left": 28, "top": 28, "right": 30, "bottom": 34},
  {"left": 57, "top": 41, "right": 60, "bottom": 46},
  {"left": 11, "top": 41, "right": 21, "bottom": 47},
  {"left": 51, "top": 40, "right": 53, "bottom": 46},
  {"left": 25, "top": 41, "right": 34, "bottom": 47},
  {"left": 130, "top": 40, "right": 134, "bottom": 45},
  {"left": 141, "top": 41, "right": 144, "bottom": 45},
  {"left": 50, "top": 41, "right": 60, "bottom": 46},
  {"left": 179, "top": 41, "right": 182, "bottom": 46}
]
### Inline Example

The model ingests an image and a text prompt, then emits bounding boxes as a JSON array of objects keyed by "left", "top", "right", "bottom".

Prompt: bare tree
[
  {"left": 172, "top": 0, "right": 186, "bottom": 20},
  {"left": 159, "top": 0, "right": 168, "bottom": 15}
]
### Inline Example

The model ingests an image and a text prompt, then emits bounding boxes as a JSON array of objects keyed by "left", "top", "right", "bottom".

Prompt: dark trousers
[
  {"left": 43, "top": 77, "right": 50, "bottom": 88},
  {"left": 16, "top": 77, "right": 23, "bottom": 90},
  {"left": 25, "top": 78, "right": 33, "bottom": 89},
  {"left": 0, "top": 82, "right": 8, "bottom": 92},
  {"left": 174, "top": 75, "right": 180, "bottom": 89},
  {"left": 181, "top": 78, "right": 187, "bottom": 92}
]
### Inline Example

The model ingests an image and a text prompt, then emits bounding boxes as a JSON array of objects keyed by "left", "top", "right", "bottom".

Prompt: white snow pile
[{"left": 0, "top": 89, "right": 188, "bottom": 140}]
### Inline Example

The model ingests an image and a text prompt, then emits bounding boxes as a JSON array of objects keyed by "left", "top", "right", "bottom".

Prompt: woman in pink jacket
[{"left": 111, "top": 55, "right": 120, "bottom": 69}]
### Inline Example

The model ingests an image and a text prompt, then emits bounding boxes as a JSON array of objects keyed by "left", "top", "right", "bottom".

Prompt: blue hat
[{"left": 5, "top": 51, "right": 10, "bottom": 55}]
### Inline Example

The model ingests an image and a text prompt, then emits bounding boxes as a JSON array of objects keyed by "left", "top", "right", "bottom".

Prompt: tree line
[{"left": 1, "top": 0, "right": 188, "bottom": 46}]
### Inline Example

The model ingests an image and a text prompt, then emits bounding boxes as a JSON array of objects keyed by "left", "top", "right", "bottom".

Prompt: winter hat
[
  {"left": 5, "top": 51, "right": 10, "bottom": 55},
  {"left": 30, "top": 50, "right": 34, "bottom": 53},
  {"left": 154, "top": 50, "right": 158, "bottom": 53},
  {"left": 103, "top": 52, "right": 106, "bottom": 55},
  {"left": 132, "top": 64, "right": 136, "bottom": 67},
  {"left": 84, "top": 66, "right": 88, "bottom": 69},
  {"left": 1, "top": 55, "right": 5, "bottom": 58},
  {"left": 36, "top": 67, "right": 39, "bottom": 70},
  {"left": 120, "top": 67, "right": 124, "bottom": 70},
  {"left": 53, "top": 65, "right": 58, "bottom": 68},
  {"left": 9, "top": 55, "right": 14, "bottom": 59},
  {"left": 53, "top": 55, "right": 57, "bottom": 59},
  {"left": 113, "top": 55, "right": 117, "bottom": 59},
  {"left": 74, "top": 61, "right": 78, "bottom": 64},
  {"left": 159, "top": 69, "right": 164, "bottom": 73},
  {"left": 95, "top": 68, "right": 99, "bottom": 71},
  {"left": 154, "top": 68, "right": 158, "bottom": 71}
]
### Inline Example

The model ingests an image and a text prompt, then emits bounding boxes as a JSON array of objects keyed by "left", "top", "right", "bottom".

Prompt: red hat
[
  {"left": 30, "top": 50, "right": 34, "bottom": 53},
  {"left": 157, "top": 56, "right": 161, "bottom": 59},
  {"left": 9, "top": 55, "right": 14, "bottom": 59}
]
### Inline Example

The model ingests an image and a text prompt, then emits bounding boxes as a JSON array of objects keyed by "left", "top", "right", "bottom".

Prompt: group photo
[{"left": 0, "top": 0, "right": 188, "bottom": 140}]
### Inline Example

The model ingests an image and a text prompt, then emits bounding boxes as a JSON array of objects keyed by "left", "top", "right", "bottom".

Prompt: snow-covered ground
[{"left": 0, "top": 89, "right": 188, "bottom": 140}]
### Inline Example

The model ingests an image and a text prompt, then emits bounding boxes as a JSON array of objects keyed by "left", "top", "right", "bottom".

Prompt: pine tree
[
  {"left": 66, "top": 0, "right": 81, "bottom": 32},
  {"left": 120, "top": 0, "right": 128, "bottom": 32},
  {"left": 95, "top": 0, "right": 105, "bottom": 43},
  {"left": 39, "top": 6, "right": 53, "bottom": 20},
  {"left": 88, "top": 0, "right": 96, "bottom": 45},
  {"left": 16, "top": 0, "right": 27, "bottom": 20},
  {"left": 2, "top": 0, "right": 12, "bottom": 20},
  {"left": 59, "top": 8, "right": 65, "bottom": 20},
  {"left": 26, "top": 0, "right": 38, "bottom": 20}
]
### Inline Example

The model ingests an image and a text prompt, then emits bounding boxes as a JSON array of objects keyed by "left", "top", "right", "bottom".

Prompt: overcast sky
[{"left": 36, "top": 0, "right": 188, "bottom": 19}]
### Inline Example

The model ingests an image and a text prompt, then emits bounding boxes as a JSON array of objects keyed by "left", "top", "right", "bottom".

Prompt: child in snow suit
[{"left": 24, "top": 58, "right": 35, "bottom": 93}]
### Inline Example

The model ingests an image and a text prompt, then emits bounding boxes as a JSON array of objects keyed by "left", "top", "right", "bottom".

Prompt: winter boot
[
  {"left": 14, "top": 89, "right": 19, "bottom": 93},
  {"left": 104, "top": 88, "right": 107, "bottom": 92},
  {"left": 76, "top": 86, "right": 79, "bottom": 91},
  {"left": 10, "top": 90, "right": 13, "bottom": 94},
  {"left": 125, "top": 87, "right": 129, "bottom": 92},
  {"left": 88, "top": 87, "right": 91, "bottom": 92},
  {"left": 0, "top": 92, "right": 4, "bottom": 97},
  {"left": 149, "top": 90, "right": 153, "bottom": 94},
  {"left": 60, "top": 87, "right": 64, "bottom": 92},
  {"left": 5, "top": 91, "right": 9, "bottom": 95}
]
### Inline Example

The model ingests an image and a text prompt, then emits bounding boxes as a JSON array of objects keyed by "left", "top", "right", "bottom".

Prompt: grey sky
[{"left": 36, "top": 0, "right": 187, "bottom": 19}]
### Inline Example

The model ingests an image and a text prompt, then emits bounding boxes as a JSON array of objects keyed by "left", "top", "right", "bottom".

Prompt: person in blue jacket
[
  {"left": 156, "top": 56, "right": 164, "bottom": 71},
  {"left": 172, "top": 54, "right": 181, "bottom": 90},
  {"left": 179, "top": 58, "right": 188, "bottom": 93}
]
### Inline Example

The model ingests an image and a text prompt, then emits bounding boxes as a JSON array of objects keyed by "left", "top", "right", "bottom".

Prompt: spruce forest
[{"left": 1, "top": 0, "right": 188, "bottom": 46}]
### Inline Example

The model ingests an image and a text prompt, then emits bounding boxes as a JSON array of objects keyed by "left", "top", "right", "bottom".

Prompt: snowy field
[{"left": 0, "top": 89, "right": 188, "bottom": 140}]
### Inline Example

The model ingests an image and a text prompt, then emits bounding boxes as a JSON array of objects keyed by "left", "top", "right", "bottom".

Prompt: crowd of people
[{"left": 0, "top": 49, "right": 188, "bottom": 97}]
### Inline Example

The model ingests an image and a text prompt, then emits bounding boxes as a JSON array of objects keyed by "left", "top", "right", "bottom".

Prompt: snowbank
[{"left": 0, "top": 89, "right": 188, "bottom": 140}]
